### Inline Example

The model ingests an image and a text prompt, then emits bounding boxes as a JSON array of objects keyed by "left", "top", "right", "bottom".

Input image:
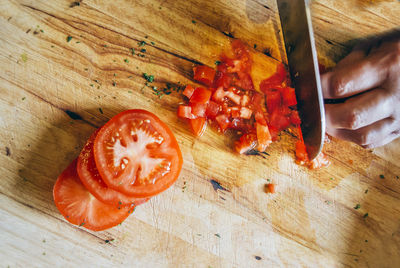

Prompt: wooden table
[{"left": 1, "top": 0, "right": 399, "bottom": 267}]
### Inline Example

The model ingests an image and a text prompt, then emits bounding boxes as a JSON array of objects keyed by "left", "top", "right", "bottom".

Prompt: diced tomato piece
[
  {"left": 220, "top": 54, "right": 235, "bottom": 67},
  {"left": 239, "top": 107, "right": 252, "bottom": 119},
  {"left": 250, "top": 91, "right": 265, "bottom": 111},
  {"left": 260, "top": 63, "right": 287, "bottom": 91},
  {"left": 191, "top": 103, "right": 207, "bottom": 117},
  {"left": 190, "top": 88, "right": 212, "bottom": 104},
  {"left": 182, "top": 85, "right": 195, "bottom": 99},
  {"left": 266, "top": 183, "right": 275, "bottom": 194},
  {"left": 240, "top": 95, "right": 250, "bottom": 106},
  {"left": 212, "top": 87, "right": 226, "bottom": 102},
  {"left": 231, "top": 39, "right": 249, "bottom": 58},
  {"left": 226, "top": 90, "right": 241, "bottom": 105},
  {"left": 268, "top": 125, "right": 279, "bottom": 141},
  {"left": 227, "top": 60, "right": 242, "bottom": 73},
  {"left": 217, "top": 62, "right": 228, "bottom": 73},
  {"left": 308, "top": 152, "right": 330, "bottom": 169},
  {"left": 193, "top": 65, "right": 216, "bottom": 87},
  {"left": 265, "top": 90, "right": 281, "bottom": 113},
  {"left": 281, "top": 87, "right": 297, "bottom": 106},
  {"left": 231, "top": 106, "right": 241, "bottom": 118},
  {"left": 295, "top": 140, "right": 309, "bottom": 163},
  {"left": 214, "top": 71, "right": 232, "bottom": 89},
  {"left": 215, "top": 114, "right": 230, "bottom": 132},
  {"left": 254, "top": 111, "right": 267, "bottom": 125},
  {"left": 178, "top": 105, "right": 196, "bottom": 119},
  {"left": 189, "top": 117, "right": 207, "bottom": 137},
  {"left": 256, "top": 123, "right": 272, "bottom": 151},
  {"left": 290, "top": 110, "right": 301, "bottom": 125},
  {"left": 205, "top": 101, "right": 220, "bottom": 118},
  {"left": 269, "top": 108, "right": 291, "bottom": 130},
  {"left": 235, "top": 72, "right": 254, "bottom": 90},
  {"left": 234, "top": 133, "right": 257, "bottom": 154},
  {"left": 230, "top": 118, "right": 252, "bottom": 132}
]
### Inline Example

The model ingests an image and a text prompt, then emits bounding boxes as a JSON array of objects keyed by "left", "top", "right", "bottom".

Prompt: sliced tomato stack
[
  {"left": 53, "top": 109, "right": 183, "bottom": 231},
  {"left": 178, "top": 39, "right": 301, "bottom": 155}
]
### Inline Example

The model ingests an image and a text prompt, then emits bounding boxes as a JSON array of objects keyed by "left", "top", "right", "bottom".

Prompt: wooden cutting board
[{"left": 1, "top": 0, "right": 400, "bottom": 267}]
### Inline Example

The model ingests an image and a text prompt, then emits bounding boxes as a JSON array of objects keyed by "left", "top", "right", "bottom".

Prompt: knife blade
[{"left": 276, "top": 0, "right": 325, "bottom": 160}]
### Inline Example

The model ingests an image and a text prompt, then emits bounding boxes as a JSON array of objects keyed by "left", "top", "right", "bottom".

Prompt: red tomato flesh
[
  {"left": 189, "top": 117, "right": 207, "bottom": 137},
  {"left": 94, "top": 109, "right": 183, "bottom": 198},
  {"left": 53, "top": 159, "right": 132, "bottom": 231},
  {"left": 190, "top": 88, "right": 212, "bottom": 104},
  {"left": 193, "top": 65, "right": 216, "bottom": 87},
  {"left": 77, "top": 129, "right": 149, "bottom": 206}
]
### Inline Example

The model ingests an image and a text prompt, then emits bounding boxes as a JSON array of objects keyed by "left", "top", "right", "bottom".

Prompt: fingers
[
  {"left": 327, "top": 117, "right": 399, "bottom": 146},
  {"left": 325, "top": 88, "right": 394, "bottom": 130},
  {"left": 362, "top": 130, "right": 400, "bottom": 149}
]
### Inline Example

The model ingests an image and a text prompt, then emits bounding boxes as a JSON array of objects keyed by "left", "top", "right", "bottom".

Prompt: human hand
[{"left": 321, "top": 30, "right": 400, "bottom": 148}]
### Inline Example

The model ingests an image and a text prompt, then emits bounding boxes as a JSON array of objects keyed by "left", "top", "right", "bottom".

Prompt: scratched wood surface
[{"left": 1, "top": 0, "right": 400, "bottom": 267}]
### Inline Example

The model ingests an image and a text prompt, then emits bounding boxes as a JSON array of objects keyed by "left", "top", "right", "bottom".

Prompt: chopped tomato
[
  {"left": 235, "top": 133, "right": 257, "bottom": 154},
  {"left": 265, "top": 90, "right": 281, "bottom": 113},
  {"left": 214, "top": 71, "right": 232, "bottom": 89},
  {"left": 254, "top": 111, "right": 267, "bottom": 125},
  {"left": 295, "top": 140, "right": 309, "bottom": 163},
  {"left": 190, "top": 87, "right": 212, "bottom": 104},
  {"left": 94, "top": 110, "right": 183, "bottom": 198},
  {"left": 189, "top": 117, "right": 207, "bottom": 137},
  {"left": 191, "top": 103, "right": 207, "bottom": 117},
  {"left": 212, "top": 87, "right": 226, "bottom": 102},
  {"left": 281, "top": 87, "right": 297, "bottom": 106},
  {"left": 234, "top": 72, "right": 254, "bottom": 90},
  {"left": 256, "top": 123, "right": 272, "bottom": 151},
  {"left": 183, "top": 85, "right": 195, "bottom": 99},
  {"left": 77, "top": 129, "right": 149, "bottom": 207},
  {"left": 205, "top": 101, "right": 220, "bottom": 118},
  {"left": 239, "top": 107, "right": 252, "bottom": 119},
  {"left": 230, "top": 118, "right": 252, "bottom": 132},
  {"left": 193, "top": 65, "right": 216, "bottom": 87},
  {"left": 240, "top": 95, "right": 250, "bottom": 106},
  {"left": 269, "top": 108, "right": 291, "bottom": 130},
  {"left": 225, "top": 90, "right": 241, "bottom": 105},
  {"left": 265, "top": 183, "right": 275, "bottom": 194},
  {"left": 268, "top": 125, "right": 279, "bottom": 141},
  {"left": 178, "top": 105, "right": 196, "bottom": 119},
  {"left": 215, "top": 114, "right": 230, "bottom": 132},
  {"left": 53, "top": 159, "right": 132, "bottom": 231},
  {"left": 260, "top": 63, "right": 287, "bottom": 91}
]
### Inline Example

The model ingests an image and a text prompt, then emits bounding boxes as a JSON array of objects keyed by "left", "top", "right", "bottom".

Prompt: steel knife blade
[{"left": 276, "top": 0, "right": 325, "bottom": 160}]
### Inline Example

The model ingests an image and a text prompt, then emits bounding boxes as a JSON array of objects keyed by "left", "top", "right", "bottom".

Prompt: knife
[{"left": 276, "top": 0, "right": 325, "bottom": 160}]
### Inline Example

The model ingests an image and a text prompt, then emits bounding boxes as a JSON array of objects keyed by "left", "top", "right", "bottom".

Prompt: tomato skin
[
  {"left": 189, "top": 117, "right": 207, "bottom": 137},
  {"left": 295, "top": 140, "right": 309, "bottom": 162},
  {"left": 193, "top": 66, "right": 216, "bottom": 87},
  {"left": 189, "top": 88, "right": 212, "bottom": 104},
  {"left": 281, "top": 87, "right": 297, "bottom": 106},
  {"left": 94, "top": 109, "right": 183, "bottom": 198},
  {"left": 183, "top": 85, "right": 195, "bottom": 99},
  {"left": 265, "top": 90, "right": 281, "bottom": 113},
  {"left": 269, "top": 108, "right": 291, "bottom": 131},
  {"left": 215, "top": 114, "right": 230, "bottom": 132},
  {"left": 53, "top": 159, "right": 132, "bottom": 231}
]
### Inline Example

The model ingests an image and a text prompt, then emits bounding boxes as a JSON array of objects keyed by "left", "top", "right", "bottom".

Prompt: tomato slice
[
  {"left": 53, "top": 159, "right": 132, "bottom": 231},
  {"left": 94, "top": 110, "right": 183, "bottom": 198},
  {"left": 189, "top": 117, "right": 207, "bottom": 137},
  {"left": 77, "top": 129, "right": 149, "bottom": 206},
  {"left": 193, "top": 66, "right": 216, "bottom": 87}
]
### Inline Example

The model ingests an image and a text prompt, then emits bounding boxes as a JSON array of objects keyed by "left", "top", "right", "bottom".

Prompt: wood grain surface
[{"left": 1, "top": 0, "right": 400, "bottom": 267}]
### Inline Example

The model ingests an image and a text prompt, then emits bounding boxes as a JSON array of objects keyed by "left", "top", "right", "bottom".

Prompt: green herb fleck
[
  {"left": 145, "top": 35, "right": 148, "bottom": 39},
  {"left": 21, "top": 53, "right": 28, "bottom": 63},
  {"left": 42, "top": 252, "right": 46, "bottom": 256},
  {"left": 66, "top": 36, "right": 72, "bottom": 42},
  {"left": 396, "top": 175, "right": 399, "bottom": 179},
  {"left": 99, "top": 108, "right": 103, "bottom": 114},
  {"left": 253, "top": 44, "right": 257, "bottom": 49},
  {"left": 124, "top": 58, "right": 129, "bottom": 63},
  {"left": 379, "top": 174, "right": 385, "bottom": 179},
  {"left": 140, "top": 48, "right": 146, "bottom": 53},
  {"left": 363, "top": 213, "right": 369, "bottom": 218},
  {"left": 215, "top": 60, "right": 221, "bottom": 65},
  {"left": 114, "top": 73, "right": 117, "bottom": 77},
  {"left": 22, "top": 97, "right": 26, "bottom": 101},
  {"left": 112, "top": 81, "right": 116, "bottom": 86},
  {"left": 118, "top": 201, "right": 122, "bottom": 205},
  {"left": 138, "top": 41, "right": 146, "bottom": 47},
  {"left": 130, "top": 48, "right": 135, "bottom": 55},
  {"left": 84, "top": 68, "right": 88, "bottom": 71},
  {"left": 105, "top": 238, "right": 115, "bottom": 243},
  {"left": 192, "top": 20, "right": 196, "bottom": 24},
  {"left": 90, "top": 84, "right": 94, "bottom": 87},
  {"left": 365, "top": 189, "right": 368, "bottom": 194},
  {"left": 40, "top": 29, "right": 44, "bottom": 33},
  {"left": 103, "top": 44, "right": 108, "bottom": 47},
  {"left": 76, "top": 41, "right": 80, "bottom": 44},
  {"left": 128, "top": 75, "right": 133, "bottom": 78},
  {"left": 143, "top": 73, "right": 154, "bottom": 82},
  {"left": 214, "top": 233, "right": 220, "bottom": 238},
  {"left": 365, "top": 239, "right": 368, "bottom": 242},
  {"left": 51, "top": 45, "right": 55, "bottom": 48},
  {"left": 150, "top": 41, "right": 155, "bottom": 45},
  {"left": 138, "top": 54, "right": 145, "bottom": 57},
  {"left": 79, "top": 222, "right": 85, "bottom": 226},
  {"left": 354, "top": 204, "right": 361, "bottom": 210},
  {"left": 42, "top": 239, "right": 46, "bottom": 243},
  {"left": 128, "top": 90, "right": 133, "bottom": 93},
  {"left": 330, "top": 177, "right": 334, "bottom": 180}
]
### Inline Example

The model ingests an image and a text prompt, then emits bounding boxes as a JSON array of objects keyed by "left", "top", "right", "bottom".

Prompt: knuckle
[
  {"left": 346, "top": 111, "right": 362, "bottom": 130},
  {"left": 331, "top": 76, "right": 349, "bottom": 97}
]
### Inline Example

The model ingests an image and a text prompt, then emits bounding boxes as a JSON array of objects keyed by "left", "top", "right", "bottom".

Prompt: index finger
[{"left": 321, "top": 53, "right": 389, "bottom": 99}]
